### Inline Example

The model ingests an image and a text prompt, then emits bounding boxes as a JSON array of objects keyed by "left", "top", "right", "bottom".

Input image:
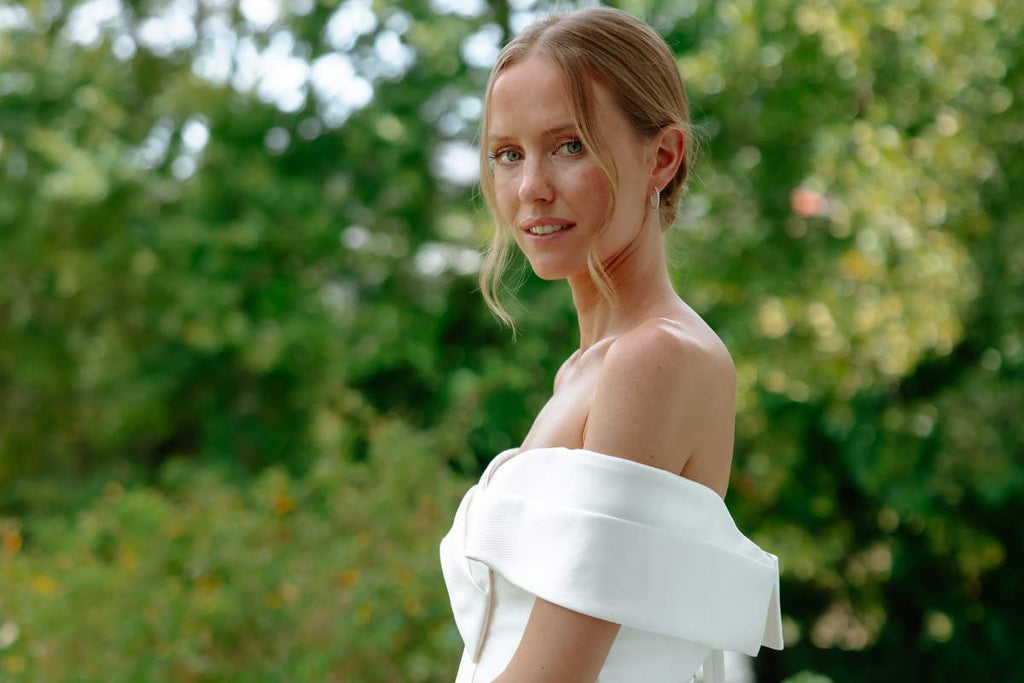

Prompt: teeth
[{"left": 529, "top": 224, "right": 570, "bottom": 235}]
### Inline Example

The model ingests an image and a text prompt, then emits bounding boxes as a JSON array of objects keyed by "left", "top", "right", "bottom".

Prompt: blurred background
[{"left": 0, "top": 0, "right": 1021, "bottom": 680}]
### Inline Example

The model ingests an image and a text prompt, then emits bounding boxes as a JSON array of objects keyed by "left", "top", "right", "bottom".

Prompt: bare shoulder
[
  {"left": 604, "top": 316, "right": 735, "bottom": 389},
  {"left": 583, "top": 316, "right": 735, "bottom": 485},
  {"left": 553, "top": 353, "right": 573, "bottom": 392}
]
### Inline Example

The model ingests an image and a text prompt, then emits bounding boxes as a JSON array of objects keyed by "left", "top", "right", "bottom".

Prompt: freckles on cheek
[
  {"left": 580, "top": 166, "right": 610, "bottom": 190},
  {"left": 579, "top": 166, "right": 613, "bottom": 211}
]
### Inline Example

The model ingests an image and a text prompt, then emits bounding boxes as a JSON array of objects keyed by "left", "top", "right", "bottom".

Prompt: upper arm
[
  {"left": 496, "top": 321, "right": 735, "bottom": 682},
  {"left": 493, "top": 598, "right": 621, "bottom": 683}
]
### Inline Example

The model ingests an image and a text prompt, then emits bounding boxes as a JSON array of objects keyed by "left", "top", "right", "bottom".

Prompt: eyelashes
[
  {"left": 487, "top": 139, "right": 585, "bottom": 167},
  {"left": 561, "top": 138, "right": 584, "bottom": 155},
  {"left": 487, "top": 149, "right": 521, "bottom": 165}
]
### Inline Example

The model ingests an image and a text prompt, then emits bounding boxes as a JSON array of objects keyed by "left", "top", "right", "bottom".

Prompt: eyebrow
[{"left": 487, "top": 123, "right": 580, "bottom": 145}]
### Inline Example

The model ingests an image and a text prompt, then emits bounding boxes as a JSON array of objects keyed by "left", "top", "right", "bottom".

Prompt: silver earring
[{"left": 649, "top": 188, "right": 660, "bottom": 210}]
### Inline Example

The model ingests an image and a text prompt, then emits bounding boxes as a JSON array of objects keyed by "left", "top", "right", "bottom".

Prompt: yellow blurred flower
[
  {"left": 31, "top": 574, "right": 56, "bottom": 597},
  {"left": 2, "top": 530, "right": 21, "bottom": 555},
  {"left": 273, "top": 494, "right": 295, "bottom": 516},
  {"left": 839, "top": 249, "right": 874, "bottom": 281},
  {"left": 403, "top": 598, "right": 422, "bottom": 617},
  {"left": 355, "top": 602, "right": 373, "bottom": 624},
  {"left": 195, "top": 573, "right": 223, "bottom": 593},
  {"left": 120, "top": 548, "right": 138, "bottom": 571},
  {"left": 3, "top": 654, "right": 25, "bottom": 674},
  {"left": 338, "top": 568, "right": 360, "bottom": 589}
]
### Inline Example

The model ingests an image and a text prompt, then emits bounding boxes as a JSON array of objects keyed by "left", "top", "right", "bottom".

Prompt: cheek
[
  {"left": 576, "top": 166, "right": 613, "bottom": 217},
  {"left": 492, "top": 174, "right": 518, "bottom": 219},
  {"left": 490, "top": 163, "right": 611, "bottom": 219},
  {"left": 579, "top": 165, "right": 610, "bottom": 193},
  {"left": 491, "top": 176, "right": 524, "bottom": 247}
]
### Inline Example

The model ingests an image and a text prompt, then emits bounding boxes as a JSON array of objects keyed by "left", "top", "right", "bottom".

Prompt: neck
[{"left": 567, "top": 218, "right": 679, "bottom": 350}]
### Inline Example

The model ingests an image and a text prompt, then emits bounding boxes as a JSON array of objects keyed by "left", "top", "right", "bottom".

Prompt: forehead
[{"left": 486, "top": 54, "right": 616, "bottom": 143}]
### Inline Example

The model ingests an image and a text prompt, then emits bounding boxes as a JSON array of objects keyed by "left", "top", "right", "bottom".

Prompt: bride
[{"left": 440, "top": 7, "right": 783, "bottom": 682}]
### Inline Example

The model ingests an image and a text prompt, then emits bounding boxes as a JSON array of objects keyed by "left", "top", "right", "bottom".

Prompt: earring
[{"left": 649, "top": 187, "right": 660, "bottom": 210}]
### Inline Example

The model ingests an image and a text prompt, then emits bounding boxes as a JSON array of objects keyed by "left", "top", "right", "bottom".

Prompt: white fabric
[
  {"left": 700, "top": 649, "right": 725, "bottom": 683},
  {"left": 439, "top": 447, "right": 784, "bottom": 682}
]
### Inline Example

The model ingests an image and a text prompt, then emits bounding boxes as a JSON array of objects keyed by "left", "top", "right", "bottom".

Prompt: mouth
[{"left": 523, "top": 222, "right": 576, "bottom": 238}]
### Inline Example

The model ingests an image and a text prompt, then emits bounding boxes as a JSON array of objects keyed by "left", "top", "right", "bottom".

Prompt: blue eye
[
  {"left": 561, "top": 139, "right": 584, "bottom": 155},
  {"left": 488, "top": 149, "right": 521, "bottom": 165},
  {"left": 487, "top": 139, "right": 584, "bottom": 167}
]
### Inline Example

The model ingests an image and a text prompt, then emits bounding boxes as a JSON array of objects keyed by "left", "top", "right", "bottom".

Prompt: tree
[{"left": 0, "top": 0, "right": 1021, "bottom": 679}]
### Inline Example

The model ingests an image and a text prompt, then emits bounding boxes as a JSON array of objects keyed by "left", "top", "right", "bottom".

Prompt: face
[{"left": 485, "top": 54, "right": 654, "bottom": 281}]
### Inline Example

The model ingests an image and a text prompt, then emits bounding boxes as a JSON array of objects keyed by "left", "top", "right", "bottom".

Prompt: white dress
[{"left": 439, "top": 446, "right": 784, "bottom": 683}]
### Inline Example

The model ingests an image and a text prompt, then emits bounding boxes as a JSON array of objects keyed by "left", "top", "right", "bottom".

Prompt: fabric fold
[{"left": 440, "top": 446, "right": 783, "bottom": 666}]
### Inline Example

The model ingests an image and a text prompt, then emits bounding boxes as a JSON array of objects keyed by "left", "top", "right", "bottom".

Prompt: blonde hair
[{"left": 477, "top": 6, "right": 703, "bottom": 330}]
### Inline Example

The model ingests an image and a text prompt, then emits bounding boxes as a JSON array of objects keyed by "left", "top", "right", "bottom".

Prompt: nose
[{"left": 518, "top": 156, "right": 554, "bottom": 205}]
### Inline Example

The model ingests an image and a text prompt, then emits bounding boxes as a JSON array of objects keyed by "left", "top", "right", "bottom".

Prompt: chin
[
  {"left": 531, "top": 268, "right": 567, "bottom": 281},
  {"left": 526, "top": 258, "right": 584, "bottom": 282}
]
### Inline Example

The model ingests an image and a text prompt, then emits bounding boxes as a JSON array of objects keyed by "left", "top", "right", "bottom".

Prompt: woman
[{"left": 439, "top": 7, "right": 783, "bottom": 682}]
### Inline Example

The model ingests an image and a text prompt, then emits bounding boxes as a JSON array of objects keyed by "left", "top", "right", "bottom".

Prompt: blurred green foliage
[
  {"left": 0, "top": 0, "right": 1021, "bottom": 680},
  {"left": 0, "top": 418, "right": 470, "bottom": 680}
]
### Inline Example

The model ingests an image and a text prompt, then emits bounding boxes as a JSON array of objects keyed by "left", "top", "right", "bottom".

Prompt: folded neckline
[{"left": 486, "top": 446, "right": 726, "bottom": 502}]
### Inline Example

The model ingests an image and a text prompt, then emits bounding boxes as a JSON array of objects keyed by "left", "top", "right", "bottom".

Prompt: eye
[
  {"left": 560, "top": 138, "right": 584, "bottom": 155},
  {"left": 488, "top": 148, "right": 522, "bottom": 165}
]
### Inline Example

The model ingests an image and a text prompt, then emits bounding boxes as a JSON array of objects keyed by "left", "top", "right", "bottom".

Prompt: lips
[
  {"left": 521, "top": 217, "right": 576, "bottom": 237},
  {"left": 521, "top": 217, "right": 575, "bottom": 231}
]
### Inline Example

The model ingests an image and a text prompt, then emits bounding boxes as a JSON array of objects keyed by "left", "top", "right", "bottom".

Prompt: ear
[{"left": 647, "top": 125, "right": 686, "bottom": 192}]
